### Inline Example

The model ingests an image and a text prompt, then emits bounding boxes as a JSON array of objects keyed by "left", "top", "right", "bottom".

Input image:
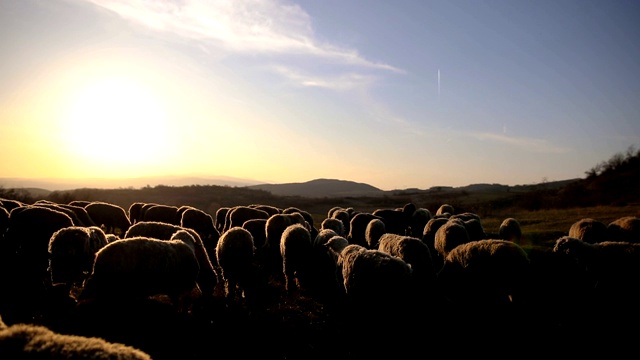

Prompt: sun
[{"left": 62, "top": 76, "right": 171, "bottom": 168}]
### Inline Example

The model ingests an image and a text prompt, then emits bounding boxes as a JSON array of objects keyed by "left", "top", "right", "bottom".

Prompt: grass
[{"left": 480, "top": 204, "right": 640, "bottom": 249}]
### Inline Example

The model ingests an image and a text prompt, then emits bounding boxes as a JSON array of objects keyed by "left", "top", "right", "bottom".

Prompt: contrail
[{"left": 437, "top": 69, "right": 441, "bottom": 100}]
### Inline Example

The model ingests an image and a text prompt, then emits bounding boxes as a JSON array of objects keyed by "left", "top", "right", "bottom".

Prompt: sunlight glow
[{"left": 62, "top": 77, "right": 171, "bottom": 167}]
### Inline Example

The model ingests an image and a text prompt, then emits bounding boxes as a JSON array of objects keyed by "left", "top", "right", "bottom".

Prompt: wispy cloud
[
  {"left": 84, "top": 0, "right": 404, "bottom": 73},
  {"left": 272, "top": 66, "right": 376, "bottom": 90},
  {"left": 471, "top": 132, "right": 569, "bottom": 154}
]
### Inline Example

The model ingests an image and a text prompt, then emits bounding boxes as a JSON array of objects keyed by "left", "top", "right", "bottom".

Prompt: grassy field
[{"left": 479, "top": 204, "right": 640, "bottom": 249}]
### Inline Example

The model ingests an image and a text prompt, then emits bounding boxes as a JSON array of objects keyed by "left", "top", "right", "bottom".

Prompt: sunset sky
[{"left": 1, "top": 0, "right": 639, "bottom": 191}]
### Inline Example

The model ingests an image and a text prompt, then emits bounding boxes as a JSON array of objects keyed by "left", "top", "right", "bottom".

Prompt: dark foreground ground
[{"left": 3, "top": 261, "right": 639, "bottom": 360}]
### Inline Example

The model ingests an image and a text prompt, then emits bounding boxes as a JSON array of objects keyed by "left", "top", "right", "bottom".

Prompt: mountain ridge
[{"left": 1, "top": 176, "right": 582, "bottom": 199}]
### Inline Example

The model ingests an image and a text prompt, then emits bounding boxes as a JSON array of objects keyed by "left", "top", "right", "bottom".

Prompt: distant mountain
[
  {"left": 247, "top": 178, "right": 384, "bottom": 198},
  {"left": 0, "top": 175, "right": 264, "bottom": 192},
  {"left": 1, "top": 176, "right": 585, "bottom": 200}
]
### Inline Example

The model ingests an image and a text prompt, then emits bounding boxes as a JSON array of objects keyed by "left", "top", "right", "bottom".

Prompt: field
[{"left": 472, "top": 204, "right": 640, "bottom": 248}]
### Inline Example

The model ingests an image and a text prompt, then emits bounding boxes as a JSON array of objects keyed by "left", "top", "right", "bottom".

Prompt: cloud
[
  {"left": 84, "top": 0, "right": 404, "bottom": 73},
  {"left": 471, "top": 132, "right": 569, "bottom": 154},
  {"left": 272, "top": 66, "right": 376, "bottom": 90}
]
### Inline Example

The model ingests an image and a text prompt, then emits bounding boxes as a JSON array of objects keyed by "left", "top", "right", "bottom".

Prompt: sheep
[
  {"left": 371, "top": 207, "right": 405, "bottom": 234},
  {"left": 225, "top": 206, "right": 270, "bottom": 233},
  {"left": 242, "top": 218, "right": 268, "bottom": 250},
  {"left": 0, "top": 205, "right": 74, "bottom": 324},
  {"left": 436, "top": 239, "right": 532, "bottom": 348},
  {"left": 435, "top": 203, "right": 454, "bottom": 217},
  {"left": 450, "top": 212, "right": 481, "bottom": 222},
  {"left": 60, "top": 203, "right": 96, "bottom": 228},
  {"left": 437, "top": 239, "right": 531, "bottom": 306},
  {"left": 408, "top": 207, "right": 432, "bottom": 238},
  {"left": 326, "top": 235, "right": 429, "bottom": 357},
  {"left": 606, "top": 216, "right": 640, "bottom": 243},
  {"left": 347, "top": 212, "right": 383, "bottom": 247},
  {"left": 34, "top": 200, "right": 96, "bottom": 227},
  {"left": 364, "top": 218, "right": 386, "bottom": 249},
  {"left": 283, "top": 207, "right": 318, "bottom": 240},
  {"left": 462, "top": 218, "right": 487, "bottom": 242},
  {"left": 249, "top": 204, "right": 281, "bottom": 217},
  {"left": 498, "top": 217, "right": 522, "bottom": 242},
  {"left": 433, "top": 218, "right": 471, "bottom": 262},
  {"left": 330, "top": 208, "right": 352, "bottom": 236},
  {"left": 448, "top": 212, "right": 486, "bottom": 241},
  {"left": 377, "top": 233, "right": 436, "bottom": 288},
  {"left": 422, "top": 217, "right": 448, "bottom": 244},
  {"left": 327, "top": 206, "right": 354, "bottom": 218},
  {"left": 179, "top": 206, "right": 221, "bottom": 271},
  {"left": 215, "top": 227, "right": 256, "bottom": 300},
  {"left": 320, "top": 217, "right": 345, "bottom": 237},
  {"left": 214, "top": 207, "right": 230, "bottom": 233},
  {"left": 0, "top": 315, "right": 152, "bottom": 359},
  {"left": 142, "top": 204, "right": 180, "bottom": 225},
  {"left": 567, "top": 218, "right": 607, "bottom": 244},
  {"left": 79, "top": 232, "right": 201, "bottom": 312},
  {"left": 0, "top": 198, "right": 25, "bottom": 212},
  {"left": 33, "top": 200, "right": 83, "bottom": 226},
  {"left": 67, "top": 200, "right": 91, "bottom": 208},
  {"left": 264, "top": 212, "right": 307, "bottom": 256},
  {"left": 421, "top": 217, "right": 448, "bottom": 267},
  {"left": 302, "top": 232, "right": 346, "bottom": 304},
  {"left": 280, "top": 223, "right": 313, "bottom": 293},
  {"left": 263, "top": 213, "right": 308, "bottom": 284},
  {"left": 325, "top": 236, "right": 413, "bottom": 306},
  {"left": 123, "top": 221, "right": 218, "bottom": 299},
  {"left": 127, "top": 202, "right": 147, "bottom": 225},
  {"left": 372, "top": 203, "right": 415, "bottom": 235},
  {"left": 283, "top": 206, "right": 315, "bottom": 228},
  {"left": 324, "top": 235, "right": 415, "bottom": 339},
  {"left": 84, "top": 201, "right": 131, "bottom": 237},
  {"left": 47, "top": 226, "right": 109, "bottom": 295},
  {"left": 313, "top": 228, "right": 340, "bottom": 248},
  {"left": 175, "top": 205, "right": 194, "bottom": 224},
  {"left": 552, "top": 236, "right": 640, "bottom": 331},
  {"left": 553, "top": 236, "right": 640, "bottom": 298}
]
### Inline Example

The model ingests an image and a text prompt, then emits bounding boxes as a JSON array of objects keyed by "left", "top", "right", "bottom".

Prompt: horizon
[
  {"left": 1, "top": 1, "right": 639, "bottom": 190},
  {"left": 0, "top": 173, "right": 581, "bottom": 193}
]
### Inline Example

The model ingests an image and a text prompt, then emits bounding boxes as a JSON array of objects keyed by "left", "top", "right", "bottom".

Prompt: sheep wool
[
  {"left": 438, "top": 239, "right": 530, "bottom": 306},
  {"left": 434, "top": 218, "right": 471, "bottom": 259},
  {"left": 48, "top": 226, "right": 109, "bottom": 287},
  {"left": 607, "top": 216, "right": 640, "bottom": 243},
  {"left": 499, "top": 218, "right": 522, "bottom": 243},
  {"left": 320, "top": 217, "right": 346, "bottom": 237},
  {"left": 216, "top": 227, "right": 255, "bottom": 299},
  {"left": 325, "top": 237, "right": 413, "bottom": 310},
  {"left": 124, "top": 221, "right": 218, "bottom": 297},
  {"left": 365, "top": 218, "right": 386, "bottom": 250},
  {"left": 80, "top": 235, "right": 200, "bottom": 307},
  {"left": 0, "top": 316, "right": 152, "bottom": 359},
  {"left": 280, "top": 223, "right": 313, "bottom": 292},
  {"left": 567, "top": 218, "right": 607, "bottom": 244}
]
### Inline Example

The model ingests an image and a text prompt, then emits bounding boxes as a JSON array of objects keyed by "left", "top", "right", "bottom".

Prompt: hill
[{"left": 247, "top": 178, "right": 384, "bottom": 197}]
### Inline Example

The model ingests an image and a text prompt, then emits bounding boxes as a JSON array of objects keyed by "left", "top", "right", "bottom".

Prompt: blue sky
[{"left": 1, "top": 0, "right": 638, "bottom": 190}]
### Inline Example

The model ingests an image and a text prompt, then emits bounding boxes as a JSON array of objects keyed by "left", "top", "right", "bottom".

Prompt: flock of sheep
[{"left": 0, "top": 197, "right": 639, "bottom": 359}]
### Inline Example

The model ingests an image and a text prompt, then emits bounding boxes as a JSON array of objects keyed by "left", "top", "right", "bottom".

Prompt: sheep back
[{"left": 81, "top": 236, "right": 200, "bottom": 302}]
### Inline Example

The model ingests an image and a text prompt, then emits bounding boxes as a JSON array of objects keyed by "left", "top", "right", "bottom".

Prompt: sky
[{"left": 1, "top": 0, "right": 639, "bottom": 191}]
